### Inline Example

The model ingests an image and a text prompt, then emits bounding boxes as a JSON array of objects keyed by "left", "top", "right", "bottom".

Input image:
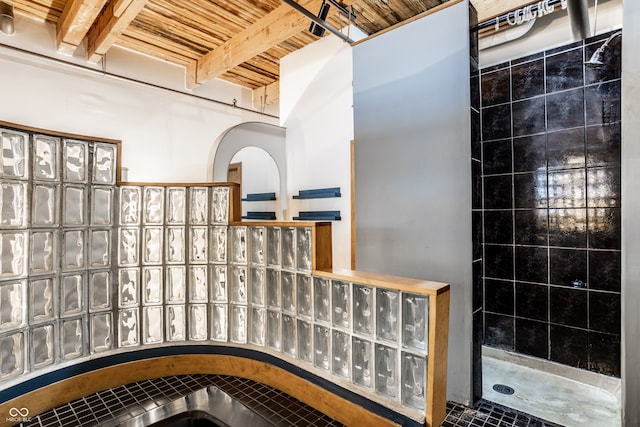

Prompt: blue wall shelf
[
  {"left": 242, "top": 211, "right": 277, "bottom": 220},
  {"left": 293, "top": 211, "right": 341, "bottom": 221},
  {"left": 242, "top": 192, "right": 277, "bottom": 201},
  {"left": 292, "top": 187, "right": 341, "bottom": 199}
]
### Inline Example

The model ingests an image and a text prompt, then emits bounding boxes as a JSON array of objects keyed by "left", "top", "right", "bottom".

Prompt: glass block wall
[{"left": 0, "top": 127, "right": 433, "bottom": 421}]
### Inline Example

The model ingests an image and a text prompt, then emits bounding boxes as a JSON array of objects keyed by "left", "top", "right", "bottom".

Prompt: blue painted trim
[
  {"left": 0, "top": 346, "right": 422, "bottom": 427},
  {"left": 241, "top": 192, "right": 277, "bottom": 201},
  {"left": 242, "top": 212, "right": 277, "bottom": 220},
  {"left": 292, "top": 187, "right": 341, "bottom": 199},
  {"left": 293, "top": 211, "right": 342, "bottom": 221}
]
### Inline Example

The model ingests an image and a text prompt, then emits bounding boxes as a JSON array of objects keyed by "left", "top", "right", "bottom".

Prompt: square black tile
[
  {"left": 550, "top": 324, "right": 588, "bottom": 369},
  {"left": 588, "top": 331, "right": 621, "bottom": 377},
  {"left": 588, "top": 250, "right": 621, "bottom": 292},
  {"left": 481, "top": 67, "right": 511, "bottom": 106},
  {"left": 472, "top": 159, "right": 483, "bottom": 209},
  {"left": 546, "top": 88, "right": 585, "bottom": 131},
  {"left": 515, "top": 318, "right": 549, "bottom": 359},
  {"left": 511, "top": 58, "right": 544, "bottom": 101},
  {"left": 472, "top": 110, "right": 481, "bottom": 159},
  {"left": 516, "top": 282, "right": 549, "bottom": 321},
  {"left": 512, "top": 96, "right": 546, "bottom": 137},
  {"left": 483, "top": 138, "right": 512, "bottom": 175},
  {"left": 587, "top": 167, "right": 620, "bottom": 208},
  {"left": 589, "top": 291, "right": 621, "bottom": 334},
  {"left": 473, "top": 260, "right": 483, "bottom": 310},
  {"left": 513, "top": 134, "right": 546, "bottom": 173},
  {"left": 514, "top": 172, "right": 547, "bottom": 208},
  {"left": 485, "top": 313, "right": 514, "bottom": 350},
  {"left": 548, "top": 208, "right": 587, "bottom": 248},
  {"left": 484, "top": 245, "right": 514, "bottom": 280},
  {"left": 585, "top": 80, "right": 621, "bottom": 126},
  {"left": 545, "top": 48, "right": 584, "bottom": 93},
  {"left": 546, "top": 128, "right": 585, "bottom": 170},
  {"left": 482, "top": 104, "right": 512, "bottom": 141},
  {"left": 586, "top": 123, "right": 621, "bottom": 167},
  {"left": 484, "top": 210, "right": 513, "bottom": 244},
  {"left": 471, "top": 74, "right": 480, "bottom": 111},
  {"left": 515, "top": 209, "right": 548, "bottom": 246},
  {"left": 515, "top": 246, "right": 548, "bottom": 284},
  {"left": 485, "top": 279, "right": 514, "bottom": 315},
  {"left": 550, "top": 286, "right": 587, "bottom": 328},
  {"left": 588, "top": 207, "right": 621, "bottom": 249},
  {"left": 545, "top": 40, "right": 583, "bottom": 57},
  {"left": 473, "top": 211, "right": 483, "bottom": 260},
  {"left": 483, "top": 175, "right": 512, "bottom": 210},
  {"left": 548, "top": 169, "right": 586, "bottom": 208},
  {"left": 549, "top": 248, "right": 587, "bottom": 287}
]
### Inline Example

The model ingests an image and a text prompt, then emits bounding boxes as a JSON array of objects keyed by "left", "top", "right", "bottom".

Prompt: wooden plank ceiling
[{"left": 4, "top": 0, "right": 536, "bottom": 101}]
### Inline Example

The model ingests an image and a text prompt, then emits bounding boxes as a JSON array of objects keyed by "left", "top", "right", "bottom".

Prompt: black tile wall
[{"left": 477, "top": 30, "right": 622, "bottom": 378}]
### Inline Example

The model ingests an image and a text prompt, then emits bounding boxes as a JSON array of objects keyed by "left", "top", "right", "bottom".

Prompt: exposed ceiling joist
[
  {"left": 56, "top": 0, "right": 109, "bottom": 55},
  {"left": 253, "top": 80, "right": 280, "bottom": 109}
]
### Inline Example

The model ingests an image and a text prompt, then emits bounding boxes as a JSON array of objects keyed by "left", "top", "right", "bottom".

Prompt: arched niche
[{"left": 211, "top": 122, "right": 287, "bottom": 218}]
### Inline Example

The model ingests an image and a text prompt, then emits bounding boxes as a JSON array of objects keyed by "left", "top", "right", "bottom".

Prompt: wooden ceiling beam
[
  {"left": 187, "top": 0, "right": 323, "bottom": 88},
  {"left": 56, "top": 0, "right": 109, "bottom": 55},
  {"left": 85, "top": 0, "right": 147, "bottom": 63},
  {"left": 252, "top": 80, "right": 280, "bottom": 109}
]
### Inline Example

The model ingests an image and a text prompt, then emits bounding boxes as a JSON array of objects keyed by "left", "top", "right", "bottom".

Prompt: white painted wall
[
  {"left": 280, "top": 36, "right": 354, "bottom": 270},
  {"left": 231, "top": 147, "right": 281, "bottom": 219},
  {"left": 0, "top": 13, "right": 278, "bottom": 183}
]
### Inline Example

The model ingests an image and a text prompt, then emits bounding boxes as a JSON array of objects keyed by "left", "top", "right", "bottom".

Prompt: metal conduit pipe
[
  {"left": 0, "top": 1, "right": 14, "bottom": 36},
  {"left": 281, "top": 0, "right": 353, "bottom": 43},
  {"left": 566, "top": 0, "right": 590, "bottom": 40}
]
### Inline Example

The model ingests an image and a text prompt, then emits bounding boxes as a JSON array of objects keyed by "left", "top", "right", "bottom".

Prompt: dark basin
[{"left": 149, "top": 410, "right": 227, "bottom": 427}]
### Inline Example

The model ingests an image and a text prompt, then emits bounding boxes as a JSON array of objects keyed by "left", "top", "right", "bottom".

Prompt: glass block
[
  {"left": 31, "top": 323, "right": 55, "bottom": 369},
  {"left": 296, "top": 227, "right": 312, "bottom": 271},
  {"left": 266, "top": 227, "right": 280, "bottom": 267},
  {"left": 248, "top": 226, "right": 265, "bottom": 265},
  {"left": 297, "top": 320, "right": 312, "bottom": 363},
  {"left": 119, "top": 308, "right": 139, "bottom": 347},
  {"left": 1, "top": 130, "right": 28, "bottom": 179},
  {"left": 376, "top": 288, "right": 399, "bottom": 343},
  {"left": 267, "top": 310, "right": 281, "bottom": 351},
  {"left": 209, "top": 226, "right": 227, "bottom": 263},
  {"left": 282, "top": 314, "right": 296, "bottom": 358},
  {"left": 120, "top": 187, "right": 141, "bottom": 225},
  {"left": 166, "top": 227, "right": 185, "bottom": 263},
  {"left": 352, "top": 337, "right": 372, "bottom": 389},
  {"left": 93, "top": 143, "right": 116, "bottom": 185},
  {"left": 90, "top": 312, "right": 112, "bottom": 353},
  {"left": 63, "top": 140, "right": 87, "bottom": 182},
  {"left": 249, "top": 307, "right": 266, "bottom": 346},
  {"left": 375, "top": 344, "right": 398, "bottom": 399},
  {"left": 230, "top": 226, "right": 247, "bottom": 264},
  {"left": 89, "top": 229, "right": 110, "bottom": 269},
  {"left": 354, "top": 284, "right": 373, "bottom": 336},
  {"left": 0, "top": 332, "right": 24, "bottom": 378},
  {"left": 61, "top": 317, "right": 84, "bottom": 360},
  {"left": 281, "top": 227, "right": 295, "bottom": 270},
  {"left": 0, "top": 232, "right": 27, "bottom": 279},
  {"left": 266, "top": 268, "right": 280, "bottom": 309},
  {"left": 29, "top": 231, "right": 56, "bottom": 275},
  {"left": 230, "top": 304, "right": 247, "bottom": 344},
  {"left": 143, "top": 306, "right": 163, "bottom": 344},
  {"left": 229, "top": 266, "right": 247, "bottom": 304},
  {"left": 210, "top": 265, "right": 227, "bottom": 302},
  {"left": 1, "top": 181, "right": 28, "bottom": 228},
  {"left": 143, "top": 187, "right": 164, "bottom": 225},
  {"left": 166, "top": 305, "right": 186, "bottom": 341},
  {"left": 91, "top": 187, "right": 113, "bottom": 226},
  {"left": 33, "top": 135, "right": 59, "bottom": 181},
  {"left": 281, "top": 271, "right": 295, "bottom": 314},
  {"left": 210, "top": 304, "right": 227, "bottom": 342},
  {"left": 211, "top": 186, "right": 229, "bottom": 225},
  {"left": 142, "top": 227, "right": 163, "bottom": 265},
  {"left": 332, "top": 330, "right": 350, "bottom": 378},
  {"left": 29, "top": 278, "right": 56, "bottom": 323},
  {"left": 142, "top": 267, "right": 163, "bottom": 305},
  {"left": 313, "top": 324, "right": 330, "bottom": 370},
  {"left": 313, "top": 277, "right": 330, "bottom": 324},
  {"left": 60, "top": 274, "right": 84, "bottom": 317},
  {"left": 32, "top": 184, "right": 58, "bottom": 227},
  {"left": 166, "top": 187, "right": 186, "bottom": 225},
  {"left": 189, "top": 226, "right": 208, "bottom": 263},
  {"left": 189, "top": 266, "right": 208, "bottom": 303},
  {"left": 249, "top": 267, "right": 265, "bottom": 306},
  {"left": 118, "top": 228, "right": 138, "bottom": 267},
  {"left": 119, "top": 268, "right": 139, "bottom": 308},
  {"left": 296, "top": 274, "right": 312, "bottom": 319},
  {"left": 166, "top": 266, "right": 186, "bottom": 303},
  {"left": 0, "top": 280, "right": 26, "bottom": 331},
  {"left": 63, "top": 185, "right": 85, "bottom": 226},
  {"left": 402, "top": 352, "right": 426, "bottom": 410},
  {"left": 190, "top": 187, "right": 209, "bottom": 225},
  {"left": 63, "top": 230, "right": 85, "bottom": 271},
  {"left": 89, "top": 271, "right": 111, "bottom": 311},
  {"left": 332, "top": 280, "right": 350, "bottom": 330},
  {"left": 402, "top": 293, "right": 429, "bottom": 353},
  {"left": 189, "top": 304, "right": 208, "bottom": 340}
]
